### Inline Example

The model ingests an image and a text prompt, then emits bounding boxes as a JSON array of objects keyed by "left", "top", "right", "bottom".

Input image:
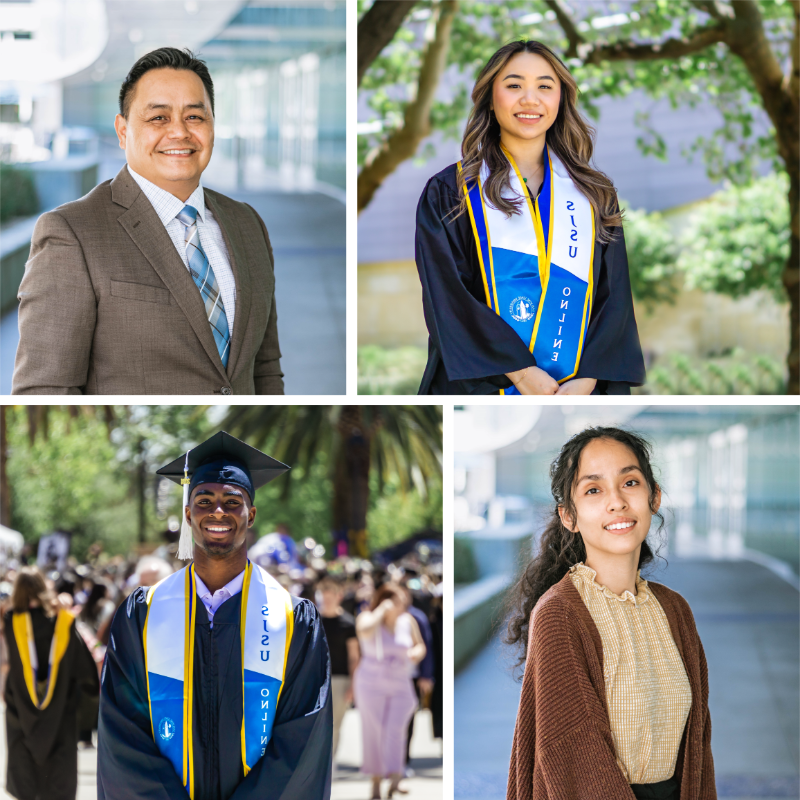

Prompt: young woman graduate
[
  {"left": 415, "top": 40, "right": 646, "bottom": 395},
  {"left": 505, "top": 428, "right": 715, "bottom": 800},
  {"left": 3, "top": 566, "right": 99, "bottom": 800},
  {"left": 97, "top": 432, "right": 333, "bottom": 800}
]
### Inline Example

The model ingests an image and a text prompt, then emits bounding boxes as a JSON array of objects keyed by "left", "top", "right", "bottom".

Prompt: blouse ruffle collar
[{"left": 569, "top": 562, "right": 650, "bottom": 607}]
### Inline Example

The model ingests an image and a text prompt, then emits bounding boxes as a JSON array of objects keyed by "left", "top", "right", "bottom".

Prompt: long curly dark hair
[
  {"left": 457, "top": 40, "right": 623, "bottom": 243},
  {"left": 505, "top": 427, "right": 666, "bottom": 671}
]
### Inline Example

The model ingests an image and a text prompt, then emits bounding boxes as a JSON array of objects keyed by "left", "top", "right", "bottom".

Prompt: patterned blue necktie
[{"left": 176, "top": 205, "right": 230, "bottom": 367}]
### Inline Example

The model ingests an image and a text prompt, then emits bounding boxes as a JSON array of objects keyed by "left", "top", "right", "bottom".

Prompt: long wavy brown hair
[
  {"left": 457, "top": 40, "right": 623, "bottom": 243},
  {"left": 505, "top": 427, "right": 666, "bottom": 674},
  {"left": 12, "top": 566, "right": 58, "bottom": 617}
]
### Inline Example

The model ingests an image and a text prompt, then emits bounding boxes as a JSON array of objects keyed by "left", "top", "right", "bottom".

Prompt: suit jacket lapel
[{"left": 111, "top": 166, "right": 228, "bottom": 384}]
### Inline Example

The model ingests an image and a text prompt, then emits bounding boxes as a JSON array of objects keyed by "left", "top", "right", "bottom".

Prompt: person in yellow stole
[{"left": 3, "top": 566, "right": 99, "bottom": 800}]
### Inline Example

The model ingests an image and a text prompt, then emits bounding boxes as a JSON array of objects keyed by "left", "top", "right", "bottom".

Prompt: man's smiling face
[
  {"left": 186, "top": 482, "right": 256, "bottom": 559},
  {"left": 114, "top": 67, "right": 214, "bottom": 200}
]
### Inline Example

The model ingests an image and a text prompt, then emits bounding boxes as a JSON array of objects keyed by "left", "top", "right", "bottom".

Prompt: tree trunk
[
  {"left": 358, "top": 0, "right": 418, "bottom": 87},
  {"left": 785, "top": 177, "right": 799, "bottom": 393}
]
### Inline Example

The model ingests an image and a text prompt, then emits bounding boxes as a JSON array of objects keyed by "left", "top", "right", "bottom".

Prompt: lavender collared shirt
[{"left": 194, "top": 569, "right": 245, "bottom": 629}]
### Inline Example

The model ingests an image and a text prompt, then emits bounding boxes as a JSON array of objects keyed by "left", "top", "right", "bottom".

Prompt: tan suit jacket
[{"left": 12, "top": 165, "right": 284, "bottom": 395}]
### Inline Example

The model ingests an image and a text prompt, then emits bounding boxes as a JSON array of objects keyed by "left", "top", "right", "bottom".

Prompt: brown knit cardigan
[{"left": 507, "top": 572, "right": 716, "bottom": 800}]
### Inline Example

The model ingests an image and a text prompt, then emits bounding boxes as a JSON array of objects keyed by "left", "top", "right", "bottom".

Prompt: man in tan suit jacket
[{"left": 12, "top": 48, "right": 283, "bottom": 395}]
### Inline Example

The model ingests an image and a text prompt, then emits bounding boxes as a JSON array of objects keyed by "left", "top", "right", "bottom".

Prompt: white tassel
[{"left": 177, "top": 452, "right": 194, "bottom": 560}]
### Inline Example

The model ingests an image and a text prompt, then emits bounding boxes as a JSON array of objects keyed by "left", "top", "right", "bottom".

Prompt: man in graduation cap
[{"left": 97, "top": 432, "right": 333, "bottom": 800}]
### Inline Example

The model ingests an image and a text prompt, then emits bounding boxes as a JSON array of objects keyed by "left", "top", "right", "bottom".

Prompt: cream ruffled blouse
[{"left": 568, "top": 562, "right": 692, "bottom": 785}]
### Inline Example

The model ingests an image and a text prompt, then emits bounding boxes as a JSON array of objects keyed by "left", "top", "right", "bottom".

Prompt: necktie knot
[{"left": 177, "top": 205, "right": 199, "bottom": 227}]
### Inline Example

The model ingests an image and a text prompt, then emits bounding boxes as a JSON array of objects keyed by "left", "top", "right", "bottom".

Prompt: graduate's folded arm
[{"left": 415, "top": 175, "right": 538, "bottom": 383}]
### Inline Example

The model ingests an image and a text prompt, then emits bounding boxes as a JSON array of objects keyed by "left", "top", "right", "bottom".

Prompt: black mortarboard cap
[{"left": 156, "top": 432, "right": 289, "bottom": 560}]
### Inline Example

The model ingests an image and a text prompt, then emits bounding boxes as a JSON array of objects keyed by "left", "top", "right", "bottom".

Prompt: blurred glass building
[
  {"left": 456, "top": 405, "right": 800, "bottom": 578},
  {"left": 1, "top": 0, "right": 345, "bottom": 191}
]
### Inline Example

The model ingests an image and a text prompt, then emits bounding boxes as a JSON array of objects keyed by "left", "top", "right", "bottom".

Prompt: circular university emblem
[
  {"left": 510, "top": 296, "right": 535, "bottom": 322},
  {"left": 159, "top": 717, "right": 176, "bottom": 741}
]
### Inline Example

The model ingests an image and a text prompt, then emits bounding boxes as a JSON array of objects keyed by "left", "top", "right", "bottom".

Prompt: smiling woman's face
[
  {"left": 490, "top": 51, "right": 561, "bottom": 147},
  {"left": 114, "top": 67, "right": 214, "bottom": 199},
  {"left": 559, "top": 438, "right": 660, "bottom": 562},
  {"left": 186, "top": 482, "right": 256, "bottom": 559}
]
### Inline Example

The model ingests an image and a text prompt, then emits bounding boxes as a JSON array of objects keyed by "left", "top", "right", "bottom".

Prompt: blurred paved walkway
[
  {"left": 0, "top": 185, "right": 344, "bottom": 396},
  {"left": 454, "top": 558, "right": 800, "bottom": 800},
  {"left": 0, "top": 707, "right": 441, "bottom": 799}
]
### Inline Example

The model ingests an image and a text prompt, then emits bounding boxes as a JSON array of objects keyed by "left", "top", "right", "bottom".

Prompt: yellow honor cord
[
  {"left": 183, "top": 565, "right": 197, "bottom": 798},
  {"left": 240, "top": 561, "right": 253, "bottom": 776}
]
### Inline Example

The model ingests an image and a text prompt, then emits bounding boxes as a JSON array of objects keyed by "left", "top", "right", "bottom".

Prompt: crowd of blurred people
[{"left": 0, "top": 527, "right": 443, "bottom": 797}]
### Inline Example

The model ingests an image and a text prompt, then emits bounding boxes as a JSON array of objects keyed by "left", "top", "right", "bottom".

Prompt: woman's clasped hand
[{"left": 507, "top": 366, "right": 597, "bottom": 395}]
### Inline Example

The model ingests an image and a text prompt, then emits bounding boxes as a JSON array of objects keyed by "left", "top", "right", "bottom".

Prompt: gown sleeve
[
  {"left": 97, "top": 589, "right": 188, "bottom": 800},
  {"left": 415, "top": 173, "right": 537, "bottom": 390},
  {"left": 574, "top": 221, "right": 646, "bottom": 393},
  {"left": 231, "top": 597, "right": 332, "bottom": 800}
]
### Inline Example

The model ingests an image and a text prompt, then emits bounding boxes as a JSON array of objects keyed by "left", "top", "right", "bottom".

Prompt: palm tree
[{"left": 219, "top": 405, "right": 442, "bottom": 556}]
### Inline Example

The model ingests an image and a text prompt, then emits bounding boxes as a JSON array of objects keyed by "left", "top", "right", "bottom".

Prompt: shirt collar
[
  {"left": 127, "top": 165, "right": 206, "bottom": 227},
  {"left": 569, "top": 561, "right": 650, "bottom": 607},
  {"left": 194, "top": 568, "right": 245, "bottom": 602}
]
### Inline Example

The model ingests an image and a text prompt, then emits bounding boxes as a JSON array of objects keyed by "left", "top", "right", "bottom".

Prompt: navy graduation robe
[
  {"left": 3, "top": 608, "right": 99, "bottom": 800},
  {"left": 415, "top": 163, "right": 646, "bottom": 394},
  {"left": 98, "top": 587, "right": 332, "bottom": 800}
]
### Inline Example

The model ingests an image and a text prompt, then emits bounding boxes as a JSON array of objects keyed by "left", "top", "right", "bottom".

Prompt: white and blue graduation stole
[
  {"left": 459, "top": 144, "right": 595, "bottom": 393},
  {"left": 143, "top": 560, "right": 293, "bottom": 797}
]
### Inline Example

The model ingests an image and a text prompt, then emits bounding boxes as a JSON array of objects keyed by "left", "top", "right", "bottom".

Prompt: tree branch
[
  {"left": 543, "top": 0, "right": 584, "bottom": 57},
  {"left": 583, "top": 24, "right": 728, "bottom": 64},
  {"left": 725, "top": 0, "right": 796, "bottom": 169},
  {"left": 690, "top": 1, "right": 733, "bottom": 22},
  {"left": 357, "top": 0, "right": 419, "bottom": 87},
  {"left": 358, "top": 0, "right": 458, "bottom": 213}
]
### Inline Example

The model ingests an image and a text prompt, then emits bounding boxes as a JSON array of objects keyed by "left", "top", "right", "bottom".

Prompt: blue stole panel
[{"left": 459, "top": 145, "right": 594, "bottom": 393}]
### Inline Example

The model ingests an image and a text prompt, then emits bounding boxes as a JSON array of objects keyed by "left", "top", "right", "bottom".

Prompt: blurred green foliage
[
  {"left": 619, "top": 202, "right": 679, "bottom": 308},
  {"left": 4, "top": 405, "right": 442, "bottom": 561},
  {"left": 622, "top": 172, "right": 790, "bottom": 308},
  {"left": 359, "top": 0, "right": 792, "bottom": 189},
  {"left": 676, "top": 172, "right": 790, "bottom": 302},
  {"left": 0, "top": 163, "right": 38, "bottom": 222},
  {"left": 358, "top": 344, "right": 429, "bottom": 394},
  {"left": 635, "top": 349, "right": 786, "bottom": 395}
]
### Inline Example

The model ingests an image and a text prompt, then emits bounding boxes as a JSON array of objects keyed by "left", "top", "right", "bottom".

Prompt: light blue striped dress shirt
[{"left": 127, "top": 166, "right": 237, "bottom": 336}]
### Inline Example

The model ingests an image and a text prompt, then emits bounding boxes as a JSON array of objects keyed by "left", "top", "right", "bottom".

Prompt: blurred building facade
[
  {"left": 1, "top": 0, "right": 344, "bottom": 189},
  {"left": 454, "top": 405, "right": 800, "bottom": 589}
]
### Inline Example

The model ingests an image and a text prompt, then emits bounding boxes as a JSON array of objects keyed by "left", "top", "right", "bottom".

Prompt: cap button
[{"left": 221, "top": 386, "right": 233, "bottom": 395}]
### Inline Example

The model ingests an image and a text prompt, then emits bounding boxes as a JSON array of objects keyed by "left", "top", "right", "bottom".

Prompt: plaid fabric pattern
[
  {"left": 177, "top": 205, "right": 231, "bottom": 367},
  {"left": 569, "top": 563, "right": 692, "bottom": 784}
]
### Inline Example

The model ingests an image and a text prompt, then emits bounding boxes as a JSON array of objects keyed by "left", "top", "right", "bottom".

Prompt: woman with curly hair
[
  {"left": 415, "top": 40, "right": 645, "bottom": 395},
  {"left": 505, "top": 427, "right": 715, "bottom": 800}
]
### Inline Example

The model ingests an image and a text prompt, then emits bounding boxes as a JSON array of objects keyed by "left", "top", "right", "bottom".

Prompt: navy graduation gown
[
  {"left": 3, "top": 608, "right": 99, "bottom": 800},
  {"left": 414, "top": 163, "right": 646, "bottom": 394},
  {"left": 98, "top": 587, "right": 332, "bottom": 800}
]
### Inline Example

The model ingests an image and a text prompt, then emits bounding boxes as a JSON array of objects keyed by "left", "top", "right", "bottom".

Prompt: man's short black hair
[{"left": 119, "top": 47, "right": 215, "bottom": 119}]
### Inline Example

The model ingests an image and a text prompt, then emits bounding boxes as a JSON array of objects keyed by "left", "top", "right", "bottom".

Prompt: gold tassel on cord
[{"left": 177, "top": 453, "right": 194, "bottom": 560}]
